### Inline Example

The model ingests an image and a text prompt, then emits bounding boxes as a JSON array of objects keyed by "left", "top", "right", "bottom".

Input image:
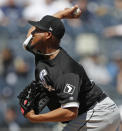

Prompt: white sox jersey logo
[
  {"left": 39, "top": 69, "right": 55, "bottom": 92},
  {"left": 39, "top": 69, "right": 47, "bottom": 86},
  {"left": 64, "top": 84, "right": 76, "bottom": 94}
]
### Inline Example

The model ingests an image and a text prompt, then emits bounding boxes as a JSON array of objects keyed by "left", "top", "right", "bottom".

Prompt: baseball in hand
[{"left": 73, "top": 8, "right": 81, "bottom": 15}]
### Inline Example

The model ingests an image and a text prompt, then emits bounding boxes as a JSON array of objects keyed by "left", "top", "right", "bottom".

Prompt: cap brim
[{"left": 28, "top": 21, "right": 49, "bottom": 32}]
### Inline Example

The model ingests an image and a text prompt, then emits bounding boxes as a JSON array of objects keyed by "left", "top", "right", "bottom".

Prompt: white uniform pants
[{"left": 53, "top": 97, "right": 120, "bottom": 131}]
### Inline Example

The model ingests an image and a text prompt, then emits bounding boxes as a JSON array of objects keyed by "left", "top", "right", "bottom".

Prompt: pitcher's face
[{"left": 30, "top": 27, "right": 47, "bottom": 49}]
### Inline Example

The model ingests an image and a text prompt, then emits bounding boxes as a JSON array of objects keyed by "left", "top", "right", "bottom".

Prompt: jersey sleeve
[{"left": 55, "top": 73, "right": 80, "bottom": 108}]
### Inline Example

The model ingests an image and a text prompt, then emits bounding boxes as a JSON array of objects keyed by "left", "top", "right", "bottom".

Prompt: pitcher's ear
[{"left": 46, "top": 32, "right": 52, "bottom": 39}]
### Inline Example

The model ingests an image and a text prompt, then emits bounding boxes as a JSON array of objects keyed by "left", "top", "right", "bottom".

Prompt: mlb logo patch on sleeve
[{"left": 64, "top": 84, "right": 76, "bottom": 94}]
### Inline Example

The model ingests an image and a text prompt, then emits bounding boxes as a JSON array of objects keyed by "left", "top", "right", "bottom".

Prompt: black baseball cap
[{"left": 28, "top": 15, "right": 65, "bottom": 40}]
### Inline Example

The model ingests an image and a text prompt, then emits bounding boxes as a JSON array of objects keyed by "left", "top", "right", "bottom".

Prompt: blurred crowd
[{"left": 0, "top": 0, "right": 122, "bottom": 130}]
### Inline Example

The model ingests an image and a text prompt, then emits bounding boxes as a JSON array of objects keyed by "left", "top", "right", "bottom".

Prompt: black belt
[{"left": 97, "top": 93, "right": 107, "bottom": 103}]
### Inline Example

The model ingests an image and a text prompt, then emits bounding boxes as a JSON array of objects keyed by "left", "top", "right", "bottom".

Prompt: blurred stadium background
[{"left": 0, "top": 0, "right": 122, "bottom": 131}]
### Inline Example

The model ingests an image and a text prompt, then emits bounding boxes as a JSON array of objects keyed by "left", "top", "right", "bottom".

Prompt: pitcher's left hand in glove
[{"left": 17, "top": 81, "right": 50, "bottom": 117}]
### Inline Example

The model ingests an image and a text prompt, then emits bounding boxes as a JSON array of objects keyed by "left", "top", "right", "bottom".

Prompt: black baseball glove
[{"left": 17, "top": 81, "right": 50, "bottom": 116}]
